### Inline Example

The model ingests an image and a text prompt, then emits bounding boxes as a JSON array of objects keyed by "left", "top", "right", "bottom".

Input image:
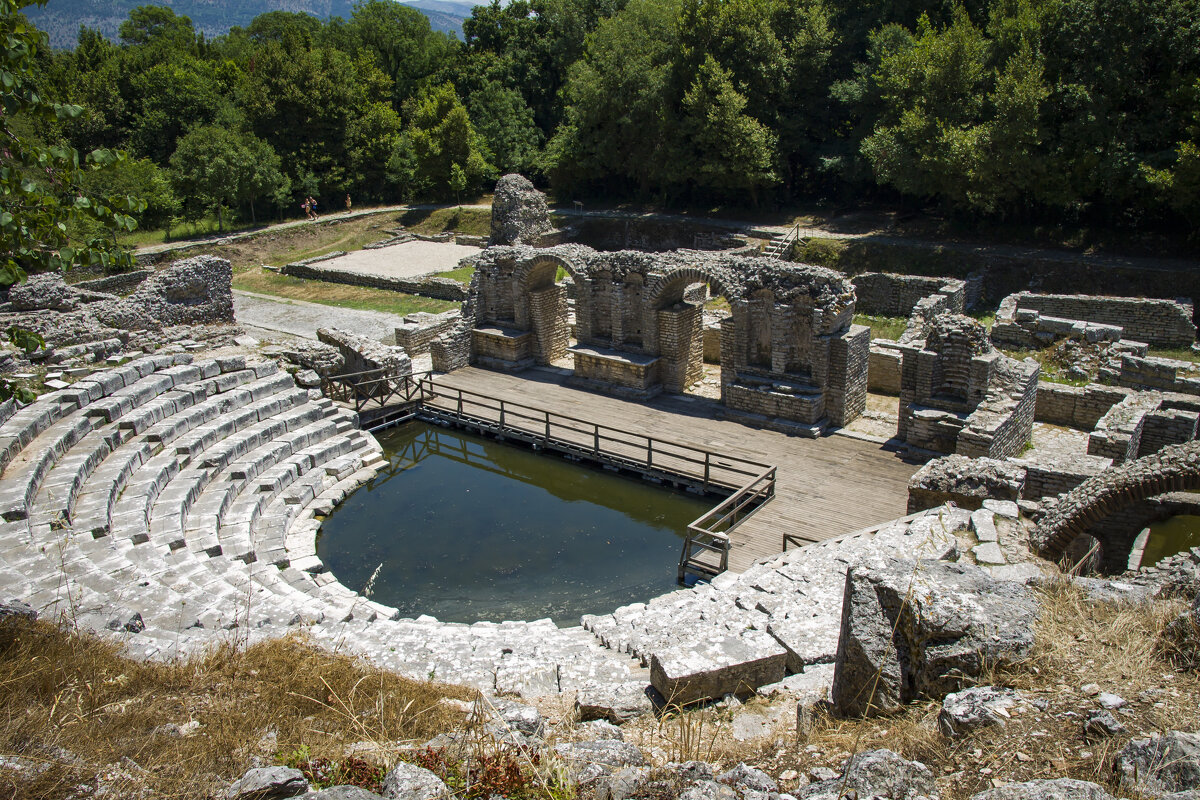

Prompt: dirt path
[{"left": 141, "top": 201, "right": 1200, "bottom": 279}]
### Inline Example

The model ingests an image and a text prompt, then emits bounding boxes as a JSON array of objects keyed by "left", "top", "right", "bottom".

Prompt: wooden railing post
[
  {"left": 544, "top": 411, "right": 550, "bottom": 442},
  {"left": 593, "top": 425, "right": 599, "bottom": 456},
  {"left": 703, "top": 452, "right": 710, "bottom": 489},
  {"left": 647, "top": 439, "right": 653, "bottom": 469},
  {"left": 499, "top": 399, "right": 506, "bottom": 431}
]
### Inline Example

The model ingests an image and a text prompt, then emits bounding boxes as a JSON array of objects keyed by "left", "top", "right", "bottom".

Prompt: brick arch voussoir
[
  {"left": 647, "top": 266, "right": 738, "bottom": 310},
  {"left": 514, "top": 254, "right": 579, "bottom": 290},
  {"left": 1034, "top": 440, "right": 1200, "bottom": 564}
]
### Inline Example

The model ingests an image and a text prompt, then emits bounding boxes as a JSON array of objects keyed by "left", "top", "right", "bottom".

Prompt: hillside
[{"left": 23, "top": 0, "right": 473, "bottom": 47}]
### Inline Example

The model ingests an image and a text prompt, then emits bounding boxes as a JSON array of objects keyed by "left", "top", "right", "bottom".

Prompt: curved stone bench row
[
  {"left": 0, "top": 354, "right": 650, "bottom": 698},
  {"left": 1, "top": 354, "right": 1006, "bottom": 703}
]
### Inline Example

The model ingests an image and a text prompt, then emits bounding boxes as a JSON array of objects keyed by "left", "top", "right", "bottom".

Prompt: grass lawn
[
  {"left": 853, "top": 313, "right": 908, "bottom": 341},
  {"left": 401, "top": 206, "right": 491, "bottom": 237},
  {"left": 233, "top": 267, "right": 459, "bottom": 316},
  {"left": 1149, "top": 346, "right": 1200, "bottom": 364},
  {"left": 434, "top": 265, "right": 476, "bottom": 284}
]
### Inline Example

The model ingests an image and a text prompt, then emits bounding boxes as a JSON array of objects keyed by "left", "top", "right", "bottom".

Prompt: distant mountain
[
  {"left": 24, "top": 0, "right": 475, "bottom": 48},
  {"left": 400, "top": 0, "right": 474, "bottom": 36}
]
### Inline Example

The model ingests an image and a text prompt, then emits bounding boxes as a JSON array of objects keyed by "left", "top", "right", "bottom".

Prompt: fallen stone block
[
  {"left": 649, "top": 630, "right": 787, "bottom": 705},
  {"left": 831, "top": 558, "right": 1038, "bottom": 717}
]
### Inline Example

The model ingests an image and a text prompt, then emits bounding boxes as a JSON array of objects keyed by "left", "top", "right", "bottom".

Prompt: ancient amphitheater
[{"left": 4, "top": 175, "right": 1200, "bottom": 726}]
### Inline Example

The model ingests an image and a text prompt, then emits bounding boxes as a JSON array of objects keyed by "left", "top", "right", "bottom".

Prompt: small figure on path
[
  {"left": 307, "top": 195, "right": 319, "bottom": 220},
  {"left": 301, "top": 197, "right": 313, "bottom": 220},
  {"left": 345, "top": 193, "right": 352, "bottom": 212}
]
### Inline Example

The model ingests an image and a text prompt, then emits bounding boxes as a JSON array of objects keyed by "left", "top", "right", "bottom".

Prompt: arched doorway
[
  {"left": 513, "top": 254, "right": 575, "bottom": 367},
  {"left": 647, "top": 267, "right": 737, "bottom": 396}
]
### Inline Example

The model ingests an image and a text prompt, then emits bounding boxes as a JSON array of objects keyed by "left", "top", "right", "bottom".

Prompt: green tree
[
  {"left": 169, "top": 125, "right": 285, "bottom": 231},
  {"left": 1, "top": 0, "right": 143, "bottom": 284},
  {"left": 401, "top": 83, "right": 493, "bottom": 200},
  {"left": 544, "top": 0, "right": 680, "bottom": 197},
  {"left": 675, "top": 55, "right": 778, "bottom": 203}
]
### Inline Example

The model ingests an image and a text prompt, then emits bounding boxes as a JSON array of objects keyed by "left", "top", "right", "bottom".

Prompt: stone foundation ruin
[
  {"left": 451, "top": 245, "right": 868, "bottom": 430},
  {"left": 896, "top": 314, "right": 1038, "bottom": 458},
  {"left": 991, "top": 291, "right": 1196, "bottom": 350}
]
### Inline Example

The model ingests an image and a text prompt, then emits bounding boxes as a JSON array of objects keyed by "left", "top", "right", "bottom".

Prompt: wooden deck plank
[{"left": 429, "top": 367, "right": 921, "bottom": 574}]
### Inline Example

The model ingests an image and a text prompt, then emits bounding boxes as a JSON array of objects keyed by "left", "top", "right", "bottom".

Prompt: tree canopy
[{"left": 13, "top": 0, "right": 1200, "bottom": 234}]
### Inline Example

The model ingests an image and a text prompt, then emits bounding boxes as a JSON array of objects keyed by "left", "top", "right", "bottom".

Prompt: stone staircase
[
  {"left": 0, "top": 353, "right": 646, "bottom": 697},
  {"left": 582, "top": 507, "right": 977, "bottom": 702}
]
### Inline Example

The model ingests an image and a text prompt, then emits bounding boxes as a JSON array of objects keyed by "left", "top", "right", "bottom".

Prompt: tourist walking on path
[{"left": 345, "top": 193, "right": 352, "bottom": 211}]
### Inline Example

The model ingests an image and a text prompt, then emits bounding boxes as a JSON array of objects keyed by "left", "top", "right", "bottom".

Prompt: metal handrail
[
  {"left": 320, "top": 369, "right": 780, "bottom": 582},
  {"left": 418, "top": 377, "right": 771, "bottom": 491}
]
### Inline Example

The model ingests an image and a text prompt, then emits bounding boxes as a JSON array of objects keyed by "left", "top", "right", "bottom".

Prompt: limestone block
[{"left": 649, "top": 630, "right": 787, "bottom": 705}]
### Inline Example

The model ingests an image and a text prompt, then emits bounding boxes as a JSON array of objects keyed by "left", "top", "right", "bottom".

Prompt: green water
[
  {"left": 316, "top": 422, "right": 712, "bottom": 625},
  {"left": 1139, "top": 515, "right": 1200, "bottom": 568}
]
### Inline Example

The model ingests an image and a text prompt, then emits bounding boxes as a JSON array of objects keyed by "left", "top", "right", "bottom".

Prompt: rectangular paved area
[{"left": 432, "top": 367, "right": 922, "bottom": 573}]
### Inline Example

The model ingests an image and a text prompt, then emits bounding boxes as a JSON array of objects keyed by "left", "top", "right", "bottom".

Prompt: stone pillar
[
  {"left": 826, "top": 324, "right": 870, "bottom": 426},
  {"left": 656, "top": 305, "right": 703, "bottom": 393},
  {"left": 528, "top": 285, "right": 569, "bottom": 364}
]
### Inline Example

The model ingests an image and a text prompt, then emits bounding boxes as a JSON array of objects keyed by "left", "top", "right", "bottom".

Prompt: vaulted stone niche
[{"left": 461, "top": 245, "right": 869, "bottom": 431}]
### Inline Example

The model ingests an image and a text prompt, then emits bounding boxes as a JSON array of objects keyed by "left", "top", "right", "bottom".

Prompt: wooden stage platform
[{"left": 430, "top": 366, "right": 921, "bottom": 574}]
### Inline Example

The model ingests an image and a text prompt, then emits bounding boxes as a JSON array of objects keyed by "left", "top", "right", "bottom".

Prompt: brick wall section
[
  {"left": 393, "top": 311, "right": 461, "bottom": 355},
  {"left": 1011, "top": 453, "right": 1111, "bottom": 500},
  {"left": 957, "top": 359, "right": 1039, "bottom": 459},
  {"left": 826, "top": 325, "right": 870, "bottom": 426},
  {"left": 657, "top": 305, "right": 703, "bottom": 392},
  {"left": 996, "top": 292, "right": 1196, "bottom": 348},
  {"left": 1140, "top": 408, "right": 1200, "bottom": 457},
  {"left": 281, "top": 262, "right": 469, "bottom": 302},
  {"left": 1088, "top": 392, "right": 1162, "bottom": 462},
  {"left": 569, "top": 346, "right": 661, "bottom": 395},
  {"left": 869, "top": 341, "right": 902, "bottom": 394},
  {"left": 528, "top": 285, "right": 569, "bottom": 364},
  {"left": 1109, "top": 353, "right": 1200, "bottom": 396},
  {"left": 851, "top": 273, "right": 966, "bottom": 317},
  {"left": 1034, "top": 383, "right": 1132, "bottom": 428}
]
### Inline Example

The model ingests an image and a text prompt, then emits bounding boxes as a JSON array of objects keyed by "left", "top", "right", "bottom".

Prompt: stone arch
[
  {"left": 1034, "top": 440, "right": 1200, "bottom": 571},
  {"left": 644, "top": 267, "right": 738, "bottom": 395},
  {"left": 511, "top": 253, "right": 577, "bottom": 365},
  {"left": 514, "top": 253, "right": 579, "bottom": 291},
  {"left": 646, "top": 266, "right": 737, "bottom": 310}
]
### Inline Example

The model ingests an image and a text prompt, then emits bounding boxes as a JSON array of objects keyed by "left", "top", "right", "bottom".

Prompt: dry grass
[
  {"left": 0, "top": 618, "right": 473, "bottom": 800},
  {"left": 626, "top": 578, "right": 1200, "bottom": 800},
  {"left": 232, "top": 268, "right": 460, "bottom": 317}
]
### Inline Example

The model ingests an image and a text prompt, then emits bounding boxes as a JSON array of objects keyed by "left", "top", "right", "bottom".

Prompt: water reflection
[{"left": 317, "top": 422, "right": 711, "bottom": 625}]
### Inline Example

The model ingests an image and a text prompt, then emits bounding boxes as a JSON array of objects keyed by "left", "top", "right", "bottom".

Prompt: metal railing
[
  {"left": 418, "top": 378, "right": 770, "bottom": 493},
  {"left": 320, "top": 368, "right": 433, "bottom": 414},
  {"left": 321, "top": 369, "right": 779, "bottom": 582},
  {"left": 679, "top": 466, "right": 776, "bottom": 581}
]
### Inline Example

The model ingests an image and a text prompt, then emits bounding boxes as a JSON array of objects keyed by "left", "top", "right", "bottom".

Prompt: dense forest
[{"left": 18, "top": 0, "right": 1200, "bottom": 235}]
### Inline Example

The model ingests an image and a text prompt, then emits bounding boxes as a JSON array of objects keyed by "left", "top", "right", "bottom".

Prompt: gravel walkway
[{"left": 233, "top": 290, "right": 398, "bottom": 342}]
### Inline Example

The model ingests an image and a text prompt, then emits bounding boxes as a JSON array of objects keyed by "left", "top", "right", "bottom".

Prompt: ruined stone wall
[
  {"left": 529, "top": 285, "right": 569, "bottom": 364},
  {"left": 1104, "top": 353, "right": 1200, "bottom": 396},
  {"left": 851, "top": 273, "right": 966, "bottom": 318},
  {"left": 996, "top": 292, "right": 1196, "bottom": 348},
  {"left": 394, "top": 310, "right": 461, "bottom": 356},
  {"left": 280, "top": 261, "right": 468, "bottom": 301},
  {"left": 868, "top": 341, "right": 903, "bottom": 394},
  {"left": 1034, "top": 383, "right": 1132, "bottom": 428},
  {"left": 657, "top": 305, "right": 703, "bottom": 392},
  {"left": 72, "top": 269, "right": 155, "bottom": 295},
  {"left": 956, "top": 359, "right": 1039, "bottom": 459},
  {"left": 826, "top": 326, "right": 870, "bottom": 426},
  {"left": 1088, "top": 392, "right": 1163, "bottom": 462},
  {"left": 317, "top": 327, "right": 412, "bottom": 377},
  {"left": 1032, "top": 440, "right": 1200, "bottom": 570},
  {"left": 898, "top": 314, "right": 1035, "bottom": 456}
]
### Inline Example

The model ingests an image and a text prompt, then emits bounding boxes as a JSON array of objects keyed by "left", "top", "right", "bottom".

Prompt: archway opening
[{"left": 651, "top": 273, "right": 734, "bottom": 398}]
